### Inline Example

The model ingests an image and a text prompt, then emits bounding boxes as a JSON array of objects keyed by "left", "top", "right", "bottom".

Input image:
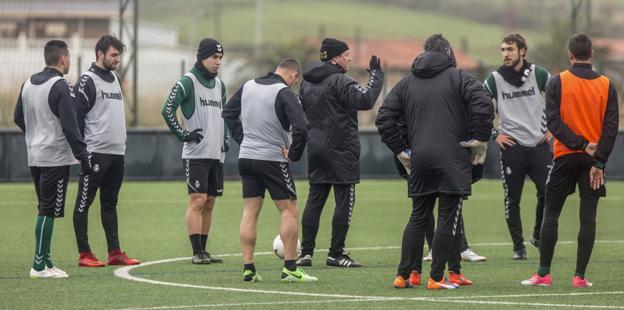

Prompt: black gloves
[
  {"left": 79, "top": 153, "right": 94, "bottom": 175},
  {"left": 183, "top": 128, "right": 203, "bottom": 143},
  {"left": 369, "top": 55, "right": 381, "bottom": 71}
]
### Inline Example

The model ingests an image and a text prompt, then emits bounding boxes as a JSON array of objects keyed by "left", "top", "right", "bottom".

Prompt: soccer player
[
  {"left": 72, "top": 35, "right": 140, "bottom": 267},
  {"left": 15, "top": 40, "right": 91, "bottom": 278},
  {"left": 522, "top": 33, "right": 618, "bottom": 288},
  {"left": 376, "top": 34, "right": 493, "bottom": 289},
  {"left": 223, "top": 58, "right": 316, "bottom": 282},
  {"left": 162, "top": 38, "right": 228, "bottom": 264},
  {"left": 296, "top": 38, "right": 384, "bottom": 268},
  {"left": 483, "top": 33, "right": 552, "bottom": 259}
]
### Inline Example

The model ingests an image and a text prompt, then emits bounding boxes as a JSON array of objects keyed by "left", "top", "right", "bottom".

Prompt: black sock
[
  {"left": 284, "top": 259, "right": 297, "bottom": 271},
  {"left": 244, "top": 263, "right": 255, "bottom": 272},
  {"left": 101, "top": 204, "right": 120, "bottom": 252},
  {"left": 576, "top": 197, "right": 598, "bottom": 276},
  {"left": 73, "top": 211, "right": 91, "bottom": 253},
  {"left": 540, "top": 193, "right": 567, "bottom": 270},
  {"left": 189, "top": 234, "right": 202, "bottom": 255},
  {"left": 200, "top": 234, "right": 208, "bottom": 251}
]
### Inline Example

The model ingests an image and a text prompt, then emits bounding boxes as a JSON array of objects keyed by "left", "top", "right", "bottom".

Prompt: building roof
[
  {"left": 0, "top": 1, "right": 121, "bottom": 19},
  {"left": 593, "top": 38, "right": 624, "bottom": 61},
  {"left": 308, "top": 37, "right": 480, "bottom": 71}
]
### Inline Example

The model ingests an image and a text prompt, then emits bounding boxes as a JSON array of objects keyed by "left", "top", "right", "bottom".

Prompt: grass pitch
[{"left": 1, "top": 179, "right": 623, "bottom": 309}]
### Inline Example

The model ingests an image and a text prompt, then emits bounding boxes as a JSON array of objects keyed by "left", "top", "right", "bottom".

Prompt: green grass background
[
  {"left": 142, "top": 0, "right": 541, "bottom": 66},
  {"left": 1, "top": 179, "right": 623, "bottom": 309}
]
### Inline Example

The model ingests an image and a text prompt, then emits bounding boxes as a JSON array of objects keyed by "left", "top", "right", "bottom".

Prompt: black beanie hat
[
  {"left": 197, "top": 38, "right": 223, "bottom": 61},
  {"left": 320, "top": 38, "right": 349, "bottom": 61}
]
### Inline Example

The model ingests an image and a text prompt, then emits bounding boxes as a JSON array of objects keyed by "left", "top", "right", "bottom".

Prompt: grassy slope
[
  {"left": 1, "top": 179, "right": 623, "bottom": 309},
  {"left": 141, "top": 0, "right": 540, "bottom": 66}
]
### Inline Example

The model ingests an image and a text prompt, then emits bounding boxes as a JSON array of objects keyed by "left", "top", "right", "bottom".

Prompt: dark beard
[
  {"left": 497, "top": 60, "right": 532, "bottom": 88},
  {"left": 103, "top": 60, "right": 116, "bottom": 71},
  {"left": 504, "top": 58, "right": 521, "bottom": 69}
]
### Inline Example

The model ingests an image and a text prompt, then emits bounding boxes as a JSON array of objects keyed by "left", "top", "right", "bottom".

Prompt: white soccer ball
[{"left": 272, "top": 234, "right": 301, "bottom": 259}]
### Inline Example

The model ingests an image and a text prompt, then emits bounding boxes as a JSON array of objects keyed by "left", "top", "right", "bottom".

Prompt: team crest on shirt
[{"left": 195, "top": 180, "right": 200, "bottom": 188}]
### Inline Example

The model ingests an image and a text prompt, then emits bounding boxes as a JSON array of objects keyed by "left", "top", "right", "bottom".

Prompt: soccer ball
[{"left": 272, "top": 234, "right": 301, "bottom": 259}]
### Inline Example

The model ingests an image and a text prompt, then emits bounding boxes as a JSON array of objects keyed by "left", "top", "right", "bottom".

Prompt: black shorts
[
  {"left": 546, "top": 153, "right": 606, "bottom": 198},
  {"left": 183, "top": 159, "right": 223, "bottom": 196},
  {"left": 30, "top": 166, "right": 70, "bottom": 218},
  {"left": 239, "top": 158, "right": 297, "bottom": 200}
]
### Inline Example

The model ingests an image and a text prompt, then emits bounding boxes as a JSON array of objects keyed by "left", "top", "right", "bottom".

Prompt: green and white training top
[
  {"left": 484, "top": 64, "right": 550, "bottom": 147},
  {"left": 162, "top": 66, "right": 228, "bottom": 162}
]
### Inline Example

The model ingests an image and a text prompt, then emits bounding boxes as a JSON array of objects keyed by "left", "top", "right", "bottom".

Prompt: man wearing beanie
[
  {"left": 297, "top": 38, "right": 384, "bottom": 268},
  {"left": 162, "top": 38, "right": 229, "bottom": 264}
]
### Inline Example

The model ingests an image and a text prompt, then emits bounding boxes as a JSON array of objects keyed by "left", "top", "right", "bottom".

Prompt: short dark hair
[
  {"left": 568, "top": 33, "right": 592, "bottom": 61},
  {"left": 424, "top": 34, "right": 451, "bottom": 55},
  {"left": 44, "top": 40, "right": 69, "bottom": 66},
  {"left": 502, "top": 33, "right": 527, "bottom": 52},
  {"left": 95, "top": 35, "right": 126, "bottom": 59},
  {"left": 277, "top": 58, "right": 301, "bottom": 73}
]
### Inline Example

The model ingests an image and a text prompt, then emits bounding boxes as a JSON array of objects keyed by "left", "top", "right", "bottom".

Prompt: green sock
[
  {"left": 537, "top": 266, "right": 550, "bottom": 277},
  {"left": 45, "top": 253, "right": 54, "bottom": 268},
  {"left": 33, "top": 216, "right": 54, "bottom": 271},
  {"left": 44, "top": 218, "right": 55, "bottom": 268},
  {"left": 575, "top": 272, "right": 584, "bottom": 279}
]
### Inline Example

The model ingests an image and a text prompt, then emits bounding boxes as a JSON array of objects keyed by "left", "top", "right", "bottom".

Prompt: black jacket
[
  {"left": 299, "top": 62, "right": 384, "bottom": 184},
  {"left": 376, "top": 51, "right": 493, "bottom": 197}
]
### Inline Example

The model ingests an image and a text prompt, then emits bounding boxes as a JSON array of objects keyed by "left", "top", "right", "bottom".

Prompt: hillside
[{"left": 141, "top": 0, "right": 541, "bottom": 65}]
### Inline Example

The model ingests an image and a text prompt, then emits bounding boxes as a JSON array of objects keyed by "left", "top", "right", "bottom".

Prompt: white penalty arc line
[
  {"left": 114, "top": 241, "right": 624, "bottom": 308},
  {"left": 114, "top": 256, "right": 411, "bottom": 301}
]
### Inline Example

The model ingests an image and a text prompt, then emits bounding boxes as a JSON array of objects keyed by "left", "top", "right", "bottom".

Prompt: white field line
[
  {"left": 110, "top": 293, "right": 624, "bottom": 310},
  {"left": 469, "top": 240, "right": 624, "bottom": 247},
  {"left": 437, "top": 290, "right": 624, "bottom": 299},
  {"left": 114, "top": 241, "right": 624, "bottom": 309},
  {"left": 424, "top": 298, "right": 624, "bottom": 309},
  {"left": 114, "top": 258, "right": 413, "bottom": 300},
  {"left": 109, "top": 298, "right": 388, "bottom": 310}
]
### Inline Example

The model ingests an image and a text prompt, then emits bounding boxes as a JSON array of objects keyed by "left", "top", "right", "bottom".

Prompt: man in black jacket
[
  {"left": 297, "top": 38, "right": 384, "bottom": 268},
  {"left": 376, "top": 34, "right": 493, "bottom": 289}
]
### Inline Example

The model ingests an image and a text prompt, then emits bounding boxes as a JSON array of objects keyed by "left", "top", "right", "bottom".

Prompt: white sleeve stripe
[
  {"left": 484, "top": 80, "right": 494, "bottom": 95},
  {"left": 176, "top": 81, "right": 186, "bottom": 98}
]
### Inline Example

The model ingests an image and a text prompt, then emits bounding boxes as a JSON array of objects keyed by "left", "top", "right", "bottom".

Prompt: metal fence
[{"left": 2, "top": 128, "right": 624, "bottom": 182}]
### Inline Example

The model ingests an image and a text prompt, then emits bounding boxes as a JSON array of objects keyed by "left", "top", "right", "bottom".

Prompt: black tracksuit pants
[
  {"left": 540, "top": 153, "right": 604, "bottom": 275},
  {"left": 397, "top": 193, "right": 463, "bottom": 281},
  {"left": 500, "top": 142, "right": 551, "bottom": 252},
  {"left": 301, "top": 183, "right": 355, "bottom": 258},
  {"left": 425, "top": 213, "right": 470, "bottom": 252},
  {"left": 73, "top": 153, "right": 125, "bottom": 253}
]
